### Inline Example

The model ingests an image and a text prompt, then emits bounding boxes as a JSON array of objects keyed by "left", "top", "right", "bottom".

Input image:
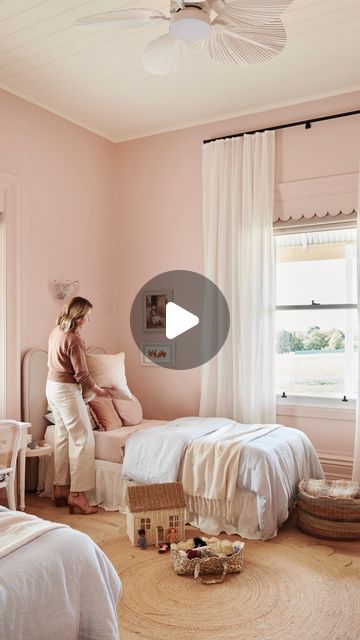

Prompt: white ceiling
[{"left": 0, "top": 0, "right": 359, "bottom": 142}]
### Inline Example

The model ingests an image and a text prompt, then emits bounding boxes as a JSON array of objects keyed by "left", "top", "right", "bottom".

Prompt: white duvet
[
  {"left": 0, "top": 507, "right": 121, "bottom": 640},
  {"left": 123, "top": 417, "right": 324, "bottom": 540}
]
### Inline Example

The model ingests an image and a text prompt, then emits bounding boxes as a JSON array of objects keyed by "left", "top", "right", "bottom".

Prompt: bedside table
[
  {"left": 19, "top": 443, "right": 54, "bottom": 511},
  {"left": 26, "top": 443, "right": 53, "bottom": 458}
]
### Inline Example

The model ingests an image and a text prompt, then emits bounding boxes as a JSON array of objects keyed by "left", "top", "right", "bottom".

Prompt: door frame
[{"left": 0, "top": 171, "right": 20, "bottom": 419}]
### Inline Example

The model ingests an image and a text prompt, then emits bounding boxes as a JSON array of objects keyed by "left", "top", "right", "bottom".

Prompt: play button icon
[
  {"left": 165, "top": 302, "right": 199, "bottom": 339},
  {"left": 130, "top": 270, "right": 230, "bottom": 370}
]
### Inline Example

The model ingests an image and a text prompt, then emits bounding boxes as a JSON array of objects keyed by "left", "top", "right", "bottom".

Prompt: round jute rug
[{"left": 100, "top": 520, "right": 360, "bottom": 640}]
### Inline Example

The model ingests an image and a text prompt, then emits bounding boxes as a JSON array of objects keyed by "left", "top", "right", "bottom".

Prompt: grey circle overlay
[{"left": 130, "top": 270, "right": 230, "bottom": 370}]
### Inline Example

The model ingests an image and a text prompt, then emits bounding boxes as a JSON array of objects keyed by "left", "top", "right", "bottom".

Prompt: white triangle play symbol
[{"left": 166, "top": 302, "right": 199, "bottom": 339}]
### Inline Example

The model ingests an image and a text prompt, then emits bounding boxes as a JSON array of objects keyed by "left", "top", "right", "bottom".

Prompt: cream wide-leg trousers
[{"left": 46, "top": 380, "right": 95, "bottom": 492}]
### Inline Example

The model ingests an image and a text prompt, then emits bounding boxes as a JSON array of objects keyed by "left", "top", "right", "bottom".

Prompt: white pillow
[{"left": 86, "top": 352, "right": 132, "bottom": 400}]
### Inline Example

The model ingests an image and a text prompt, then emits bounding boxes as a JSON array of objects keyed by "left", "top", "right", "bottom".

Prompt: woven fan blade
[
  {"left": 142, "top": 34, "right": 204, "bottom": 75},
  {"left": 206, "top": 19, "right": 287, "bottom": 65},
  {"left": 210, "top": 0, "right": 293, "bottom": 27},
  {"left": 75, "top": 9, "right": 168, "bottom": 28}
]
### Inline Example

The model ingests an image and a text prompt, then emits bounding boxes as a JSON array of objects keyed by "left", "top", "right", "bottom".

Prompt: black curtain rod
[{"left": 203, "top": 108, "right": 360, "bottom": 145}]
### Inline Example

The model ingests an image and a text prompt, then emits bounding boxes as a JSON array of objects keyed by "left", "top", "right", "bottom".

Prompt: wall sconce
[{"left": 51, "top": 280, "right": 80, "bottom": 301}]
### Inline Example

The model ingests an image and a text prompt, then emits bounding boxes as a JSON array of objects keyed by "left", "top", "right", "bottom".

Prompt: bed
[
  {"left": 23, "top": 348, "right": 324, "bottom": 541},
  {"left": 0, "top": 506, "right": 121, "bottom": 640}
]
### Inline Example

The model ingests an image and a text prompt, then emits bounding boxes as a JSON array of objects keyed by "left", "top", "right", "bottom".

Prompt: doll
[
  {"left": 138, "top": 528, "right": 146, "bottom": 550},
  {"left": 167, "top": 527, "right": 178, "bottom": 544}
]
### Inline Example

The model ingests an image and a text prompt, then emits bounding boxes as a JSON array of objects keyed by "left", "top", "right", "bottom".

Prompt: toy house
[{"left": 126, "top": 482, "right": 186, "bottom": 547}]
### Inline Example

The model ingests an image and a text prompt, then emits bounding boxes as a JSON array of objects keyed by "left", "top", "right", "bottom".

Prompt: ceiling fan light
[{"left": 170, "top": 8, "right": 211, "bottom": 42}]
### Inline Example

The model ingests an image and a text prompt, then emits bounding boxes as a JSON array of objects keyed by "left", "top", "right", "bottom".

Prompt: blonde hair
[{"left": 57, "top": 296, "right": 93, "bottom": 333}]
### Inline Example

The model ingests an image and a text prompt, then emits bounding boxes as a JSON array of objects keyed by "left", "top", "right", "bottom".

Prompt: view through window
[{"left": 275, "top": 228, "right": 357, "bottom": 399}]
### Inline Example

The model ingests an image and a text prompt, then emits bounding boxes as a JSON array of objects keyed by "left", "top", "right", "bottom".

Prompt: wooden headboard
[{"left": 22, "top": 346, "right": 106, "bottom": 442}]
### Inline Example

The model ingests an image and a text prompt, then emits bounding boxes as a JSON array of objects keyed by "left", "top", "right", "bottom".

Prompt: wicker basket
[
  {"left": 297, "top": 479, "right": 360, "bottom": 541},
  {"left": 171, "top": 538, "right": 244, "bottom": 585}
]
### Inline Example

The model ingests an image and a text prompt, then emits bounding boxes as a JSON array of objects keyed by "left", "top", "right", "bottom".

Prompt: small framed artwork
[
  {"left": 143, "top": 290, "right": 172, "bottom": 332},
  {"left": 140, "top": 343, "right": 175, "bottom": 367}
]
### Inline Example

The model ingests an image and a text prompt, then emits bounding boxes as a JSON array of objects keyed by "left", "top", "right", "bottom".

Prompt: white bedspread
[
  {"left": 0, "top": 508, "right": 67, "bottom": 559},
  {"left": 0, "top": 507, "right": 121, "bottom": 640},
  {"left": 123, "top": 417, "right": 324, "bottom": 540},
  {"left": 123, "top": 416, "right": 226, "bottom": 483}
]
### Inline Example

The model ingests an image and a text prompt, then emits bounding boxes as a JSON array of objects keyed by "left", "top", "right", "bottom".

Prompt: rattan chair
[{"left": 0, "top": 420, "right": 23, "bottom": 510}]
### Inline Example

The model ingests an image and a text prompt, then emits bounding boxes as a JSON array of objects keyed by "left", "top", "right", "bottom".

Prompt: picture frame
[
  {"left": 143, "top": 289, "right": 172, "bottom": 332},
  {"left": 140, "top": 343, "right": 175, "bottom": 367}
]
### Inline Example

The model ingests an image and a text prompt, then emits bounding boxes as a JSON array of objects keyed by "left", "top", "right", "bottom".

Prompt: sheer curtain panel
[
  {"left": 200, "top": 131, "right": 276, "bottom": 424},
  {"left": 353, "top": 173, "right": 360, "bottom": 481}
]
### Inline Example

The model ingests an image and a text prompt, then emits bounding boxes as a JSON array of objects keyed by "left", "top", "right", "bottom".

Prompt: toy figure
[
  {"left": 167, "top": 527, "right": 178, "bottom": 544},
  {"left": 193, "top": 536, "right": 207, "bottom": 548},
  {"left": 138, "top": 528, "right": 146, "bottom": 550},
  {"left": 158, "top": 544, "right": 169, "bottom": 554}
]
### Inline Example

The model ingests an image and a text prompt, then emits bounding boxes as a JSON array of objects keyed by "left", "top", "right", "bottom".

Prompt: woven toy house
[{"left": 126, "top": 482, "right": 186, "bottom": 547}]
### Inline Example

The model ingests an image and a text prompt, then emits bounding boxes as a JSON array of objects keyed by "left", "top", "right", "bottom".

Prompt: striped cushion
[{"left": 303, "top": 479, "right": 360, "bottom": 500}]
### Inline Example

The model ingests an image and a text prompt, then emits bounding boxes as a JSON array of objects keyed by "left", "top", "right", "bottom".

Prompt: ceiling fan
[{"left": 75, "top": 1, "right": 293, "bottom": 75}]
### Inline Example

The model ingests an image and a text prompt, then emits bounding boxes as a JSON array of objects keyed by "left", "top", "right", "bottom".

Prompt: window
[
  {"left": 169, "top": 515, "right": 179, "bottom": 528},
  {"left": 140, "top": 517, "right": 151, "bottom": 530},
  {"left": 275, "top": 228, "right": 357, "bottom": 401}
]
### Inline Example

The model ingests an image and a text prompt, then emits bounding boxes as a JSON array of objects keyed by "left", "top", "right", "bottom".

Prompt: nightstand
[{"left": 19, "top": 443, "right": 54, "bottom": 510}]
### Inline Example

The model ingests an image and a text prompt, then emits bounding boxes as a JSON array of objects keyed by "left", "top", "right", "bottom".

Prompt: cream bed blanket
[
  {"left": 180, "top": 422, "right": 278, "bottom": 503},
  {"left": 0, "top": 508, "right": 67, "bottom": 559}
]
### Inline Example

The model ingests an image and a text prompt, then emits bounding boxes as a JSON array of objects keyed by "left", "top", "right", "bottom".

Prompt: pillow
[
  {"left": 87, "top": 404, "right": 101, "bottom": 430},
  {"left": 44, "top": 408, "right": 99, "bottom": 431},
  {"left": 113, "top": 394, "right": 143, "bottom": 426},
  {"left": 89, "top": 398, "right": 123, "bottom": 431},
  {"left": 86, "top": 352, "right": 132, "bottom": 400}
]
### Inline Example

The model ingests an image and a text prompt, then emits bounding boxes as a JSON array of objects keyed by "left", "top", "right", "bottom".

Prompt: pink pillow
[
  {"left": 113, "top": 394, "right": 143, "bottom": 426},
  {"left": 89, "top": 398, "right": 123, "bottom": 431}
]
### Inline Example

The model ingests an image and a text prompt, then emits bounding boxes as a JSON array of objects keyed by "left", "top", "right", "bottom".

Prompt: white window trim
[
  {"left": 274, "top": 220, "right": 358, "bottom": 410},
  {"left": 0, "top": 172, "right": 20, "bottom": 419},
  {"left": 276, "top": 393, "right": 356, "bottom": 411}
]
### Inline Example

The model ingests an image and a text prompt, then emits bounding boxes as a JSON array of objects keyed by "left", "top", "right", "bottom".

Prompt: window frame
[
  {"left": 169, "top": 514, "right": 180, "bottom": 528},
  {"left": 274, "top": 222, "right": 358, "bottom": 407},
  {"left": 140, "top": 517, "right": 151, "bottom": 530}
]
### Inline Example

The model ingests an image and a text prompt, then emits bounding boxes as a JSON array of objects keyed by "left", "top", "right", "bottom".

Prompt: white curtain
[
  {"left": 353, "top": 174, "right": 360, "bottom": 481},
  {"left": 200, "top": 131, "right": 276, "bottom": 424}
]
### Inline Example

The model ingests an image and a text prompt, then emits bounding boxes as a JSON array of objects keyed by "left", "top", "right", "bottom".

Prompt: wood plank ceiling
[{"left": 0, "top": 0, "right": 359, "bottom": 141}]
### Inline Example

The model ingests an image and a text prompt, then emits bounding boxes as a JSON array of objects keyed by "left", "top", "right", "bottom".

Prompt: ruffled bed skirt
[
  {"left": 87, "top": 461, "right": 129, "bottom": 511},
  {"left": 38, "top": 458, "right": 129, "bottom": 511},
  {"left": 186, "top": 492, "right": 261, "bottom": 539},
  {"left": 38, "top": 458, "right": 261, "bottom": 538}
]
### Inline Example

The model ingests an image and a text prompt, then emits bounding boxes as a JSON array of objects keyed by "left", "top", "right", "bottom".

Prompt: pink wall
[
  {"left": 1, "top": 84, "right": 359, "bottom": 475},
  {"left": 114, "top": 90, "right": 360, "bottom": 475},
  {"left": 0, "top": 89, "right": 117, "bottom": 356}
]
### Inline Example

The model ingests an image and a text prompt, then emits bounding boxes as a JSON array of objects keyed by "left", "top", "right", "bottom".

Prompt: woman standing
[{"left": 46, "top": 296, "right": 111, "bottom": 514}]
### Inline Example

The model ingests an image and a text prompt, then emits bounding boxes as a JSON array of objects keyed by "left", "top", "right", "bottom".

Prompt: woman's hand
[{"left": 93, "top": 384, "right": 113, "bottom": 398}]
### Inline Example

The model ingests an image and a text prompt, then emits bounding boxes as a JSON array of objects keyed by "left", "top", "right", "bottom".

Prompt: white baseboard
[{"left": 318, "top": 451, "right": 353, "bottom": 480}]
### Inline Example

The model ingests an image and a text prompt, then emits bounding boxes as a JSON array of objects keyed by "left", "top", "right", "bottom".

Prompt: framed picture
[
  {"left": 140, "top": 343, "right": 175, "bottom": 367},
  {"left": 143, "top": 289, "right": 172, "bottom": 332}
]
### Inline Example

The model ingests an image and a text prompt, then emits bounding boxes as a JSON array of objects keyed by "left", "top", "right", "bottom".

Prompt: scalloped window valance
[{"left": 273, "top": 172, "right": 357, "bottom": 233}]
